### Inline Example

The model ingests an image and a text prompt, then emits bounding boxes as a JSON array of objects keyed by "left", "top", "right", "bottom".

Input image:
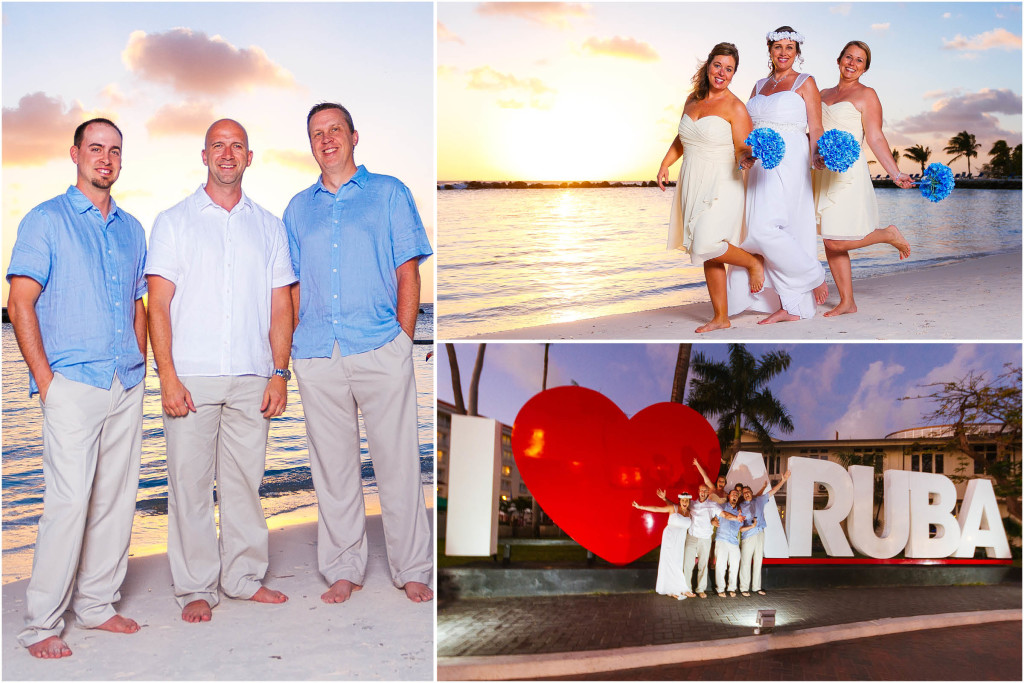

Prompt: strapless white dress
[
  {"left": 656, "top": 512, "right": 692, "bottom": 598},
  {"left": 667, "top": 115, "right": 745, "bottom": 265},
  {"left": 813, "top": 100, "right": 879, "bottom": 239},
  {"left": 727, "top": 74, "right": 825, "bottom": 319}
]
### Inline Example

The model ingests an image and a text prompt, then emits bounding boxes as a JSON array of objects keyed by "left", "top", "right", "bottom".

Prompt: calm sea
[
  {"left": 1, "top": 305, "right": 435, "bottom": 583},
  {"left": 437, "top": 187, "right": 1022, "bottom": 337}
]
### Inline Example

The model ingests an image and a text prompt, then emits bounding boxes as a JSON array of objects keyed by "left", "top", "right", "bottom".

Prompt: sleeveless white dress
[
  {"left": 655, "top": 512, "right": 692, "bottom": 598},
  {"left": 667, "top": 115, "right": 745, "bottom": 265},
  {"left": 813, "top": 101, "right": 879, "bottom": 239},
  {"left": 727, "top": 74, "right": 825, "bottom": 319}
]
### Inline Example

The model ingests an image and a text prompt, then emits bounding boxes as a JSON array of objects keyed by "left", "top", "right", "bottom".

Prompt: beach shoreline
[
  {"left": 2, "top": 512, "right": 434, "bottom": 681},
  {"left": 465, "top": 250, "right": 1022, "bottom": 340}
]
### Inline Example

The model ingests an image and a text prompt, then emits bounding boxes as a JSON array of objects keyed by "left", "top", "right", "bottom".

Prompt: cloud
[
  {"left": 922, "top": 88, "right": 965, "bottom": 99},
  {"left": 438, "top": 21, "right": 464, "bottom": 44},
  {"left": 497, "top": 99, "right": 526, "bottom": 109},
  {"left": 2, "top": 92, "right": 87, "bottom": 165},
  {"left": 871, "top": 23, "right": 890, "bottom": 32},
  {"left": 477, "top": 2, "right": 591, "bottom": 28},
  {"left": 466, "top": 65, "right": 556, "bottom": 109},
  {"left": 779, "top": 347, "right": 846, "bottom": 432},
  {"left": 830, "top": 4, "right": 852, "bottom": 16},
  {"left": 581, "top": 36, "right": 658, "bottom": 61},
  {"left": 922, "top": 344, "right": 980, "bottom": 385},
  {"left": 892, "top": 88, "right": 1022, "bottom": 139},
  {"left": 437, "top": 65, "right": 461, "bottom": 79},
  {"left": 943, "top": 27, "right": 1022, "bottom": 51},
  {"left": 122, "top": 28, "right": 297, "bottom": 95},
  {"left": 146, "top": 100, "right": 216, "bottom": 138},
  {"left": 263, "top": 148, "right": 318, "bottom": 173},
  {"left": 826, "top": 360, "right": 916, "bottom": 439},
  {"left": 100, "top": 83, "right": 127, "bottom": 108}
]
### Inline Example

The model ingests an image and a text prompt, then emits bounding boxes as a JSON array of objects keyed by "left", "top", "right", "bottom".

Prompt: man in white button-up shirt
[{"left": 146, "top": 119, "right": 296, "bottom": 624}]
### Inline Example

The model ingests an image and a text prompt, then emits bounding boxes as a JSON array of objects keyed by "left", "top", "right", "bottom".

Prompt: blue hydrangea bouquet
[
  {"left": 817, "top": 129, "right": 860, "bottom": 172},
  {"left": 745, "top": 127, "right": 785, "bottom": 170},
  {"left": 917, "top": 163, "right": 955, "bottom": 202}
]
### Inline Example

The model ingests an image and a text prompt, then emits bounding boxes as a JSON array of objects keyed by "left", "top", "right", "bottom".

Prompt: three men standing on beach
[
  {"left": 284, "top": 103, "right": 434, "bottom": 603},
  {"left": 147, "top": 119, "right": 295, "bottom": 622},
  {"left": 7, "top": 118, "right": 148, "bottom": 658}
]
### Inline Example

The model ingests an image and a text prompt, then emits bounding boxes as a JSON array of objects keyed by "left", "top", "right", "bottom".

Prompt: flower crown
[{"left": 767, "top": 30, "right": 805, "bottom": 43}]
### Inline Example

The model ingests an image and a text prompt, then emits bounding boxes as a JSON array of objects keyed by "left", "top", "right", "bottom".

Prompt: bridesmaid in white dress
[
  {"left": 657, "top": 42, "right": 764, "bottom": 334},
  {"left": 814, "top": 40, "right": 915, "bottom": 317},
  {"left": 727, "top": 26, "right": 829, "bottom": 323},
  {"left": 632, "top": 491, "right": 695, "bottom": 599}
]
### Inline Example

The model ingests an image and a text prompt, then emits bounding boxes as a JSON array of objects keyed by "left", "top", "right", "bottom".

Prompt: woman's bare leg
[
  {"left": 825, "top": 225, "right": 910, "bottom": 259},
  {"left": 715, "top": 244, "right": 765, "bottom": 293},
  {"left": 697, "top": 261, "right": 731, "bottom": 333},
  {"left": 823, "top": 240, "right": 856, "bottom": 316}
]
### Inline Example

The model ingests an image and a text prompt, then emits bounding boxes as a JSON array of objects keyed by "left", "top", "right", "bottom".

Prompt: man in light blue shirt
[
  {"left": 284, "top": 103, "right": 433, "bottom": 604},
  {"left": 6, "top": 119, "right": 147, "bottom": 659},
  {"left": 713, "top": 488, "right": 748, "bottom": 597}
]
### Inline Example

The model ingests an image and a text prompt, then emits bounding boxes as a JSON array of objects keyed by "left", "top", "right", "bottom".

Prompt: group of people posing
[
  {"left": 658, "top": 26, "right": 913, "bottom": 333},
  {"left": 7, "top": 104, "right": 434, "bottom": 659},
  {"left": 633, "top": 459, "right": 792, "bottom": 599}
]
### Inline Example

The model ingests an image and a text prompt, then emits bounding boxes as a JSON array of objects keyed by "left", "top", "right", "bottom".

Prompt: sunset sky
[
  {"left": 438, "top": 2, "right": 1022, "bottom": 181},
  {"left": 2, "top": 2, "right": 434, "bottom": 304},
  {"left": 439, "top": 343, "right": 1021, "bottom": 442}
]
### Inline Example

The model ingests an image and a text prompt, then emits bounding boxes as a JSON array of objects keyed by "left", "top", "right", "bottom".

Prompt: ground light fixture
[{"left": 754, "top": 609, "right": 776, "bottom": 635}]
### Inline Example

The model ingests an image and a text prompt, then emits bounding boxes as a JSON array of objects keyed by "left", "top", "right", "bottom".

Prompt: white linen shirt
[
  {"left": 688, "top": 498, "right": 723, "bottom": 539},
  {"left": 146, "top": 185, "right": 296, "bottom": 377}
]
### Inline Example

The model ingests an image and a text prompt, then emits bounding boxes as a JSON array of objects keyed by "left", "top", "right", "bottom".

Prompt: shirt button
[
  {"left": 115, "top": 302, "right": 121, "bottom": 307},
  {"left": 333, "top": 244, "right": 338, "bottom": 248},
  {"left": 333, "top": 294, "right": 338, "bottom": 299},
  {"left": 333, "top": 268, "right": 337, "bottom": 273}
]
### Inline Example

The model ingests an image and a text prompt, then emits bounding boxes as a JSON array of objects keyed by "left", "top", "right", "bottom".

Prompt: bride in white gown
[
  {"left": 727, "top": 26, "right": 829, "bottom": 323},
  {"left": 632, "top": 491, "right": 695, "bottom": 599}
]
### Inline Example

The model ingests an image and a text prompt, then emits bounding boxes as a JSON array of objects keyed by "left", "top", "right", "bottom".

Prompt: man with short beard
[
  {"left": 738, "top": 471, "right": 791, "bottom": 596},
  {"left": 672, "top": 483, "right": 743, "bottom": 598},
  {"left": 147, "top": 119, "right": 295, "bottom": 623},
  {"left": 7, "top": 119, "right": 147, "bottom": 658},
  {"left": 714, "top": 488, "right": 750, "bottom": 597}
]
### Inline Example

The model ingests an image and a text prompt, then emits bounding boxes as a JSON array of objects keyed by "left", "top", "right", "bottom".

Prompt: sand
[
  {"left": 470, "top": 251, "right": 1022, "bottom": 340},
  {"left": 2, "top": 513, "right": 434, "bottom": 681}
]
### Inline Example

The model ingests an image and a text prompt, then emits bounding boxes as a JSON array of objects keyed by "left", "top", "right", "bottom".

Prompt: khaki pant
[
  {"left": 715, "top": 540, "right": 741, "bottom": 593},
  {"left": 682, "top": 534, "right": 712, "bottom": 594},
  {"left": 739, "top": 531, "right": 765, "bottom": 592},
  {"left": 293, "top": 335, "right": 432, "bottom": 588},
  {"left": 19, "top": 374, "right": 142, "bottom": 647},
  {"left": 163, "top": 375, "right": 270, "bottom": 608}
]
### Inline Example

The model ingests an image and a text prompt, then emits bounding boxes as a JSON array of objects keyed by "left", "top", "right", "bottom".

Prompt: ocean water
[
  {"left": 437, "top": 187, "right": 1022, "bottom": 337},
  {"left": 1, "top": 305, "right": 435, "bottom": 583}
]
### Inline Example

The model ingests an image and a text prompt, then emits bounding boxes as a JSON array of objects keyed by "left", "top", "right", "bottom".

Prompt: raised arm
[
  {"left": 768, "top": 470, "right": 792, "bottom": 497},
  {"left": 692, "top": 457, "right": 714, "bottom": 487},
  {"left": 632, "top": 501, "right": 676, "bottom": 514},
  {"left": 860, "top": 88, "right": 914, "bottom": 188}
]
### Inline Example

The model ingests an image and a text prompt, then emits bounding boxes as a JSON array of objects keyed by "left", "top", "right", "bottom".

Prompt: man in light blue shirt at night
[
  {"left": 6, "top": 118, "right": 147, "bottom": 659},
  {"left": 739, "top": 470, "right": 791, "bottom": 596},
  {"left": 713, "top": 488, "right": 749, "bottom": 597},
  {"left": 284, "top": 102, "right": 434, "bottom": 604}
]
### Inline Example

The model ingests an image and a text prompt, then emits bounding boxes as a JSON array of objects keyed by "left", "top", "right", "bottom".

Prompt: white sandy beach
[
  {"left": 2, "top": 513, "right": 434, "bottom": 681},
  {"left": 471, "top": 251, "right": 1022, "bottom": 341}
]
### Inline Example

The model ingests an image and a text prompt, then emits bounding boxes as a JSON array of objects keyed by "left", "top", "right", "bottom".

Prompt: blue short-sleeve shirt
[
  {"left": 739, "top": 493, "right": 769, "bottom": 540},
  {"left": 6, "top": 186, "right": 147, "bottom": 395},
  {"left": 283, "top": 166, "right": 433, "bottom": 358},
  {"left": 715, "top": 503, "right": 744, "bottom": 546}
]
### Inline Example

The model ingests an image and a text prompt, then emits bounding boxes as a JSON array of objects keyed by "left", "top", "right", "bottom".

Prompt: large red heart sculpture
[{"left": 512, "top": 386, "right": 721, "bottom": 565}]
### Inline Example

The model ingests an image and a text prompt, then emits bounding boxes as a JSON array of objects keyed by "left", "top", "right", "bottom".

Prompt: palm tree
[
  {"left": 944, "top": 131, "right": 981, "bottom": 175},
  {"left": 988, "top": 140, "right": 1012, "bottom": 177},
  {"left": 669, "top": 344, "right": 692, "bottom": 403},
  {"left": 686, "top": 344, "right": 795, "bottom": 460},
  {"left": 904, "top": 144, "right": 931, "bottom": 174},
  {"left": 445, "top": 343, "right": 487, "bottom": 416},
  {"left": 1013, "top": 144, "right": 1023, "bottom": 177}
]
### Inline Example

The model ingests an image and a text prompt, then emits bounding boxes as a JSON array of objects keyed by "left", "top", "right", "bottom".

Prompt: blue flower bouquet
[
  {"left": 745, "top": 127, "right": 785, "bottom": 170},
  {"left": 918, "top": 163, "right": 955, "bottom": 202},
  {"left": 817, "top": 129, "right": 860, "bottom": 172}
]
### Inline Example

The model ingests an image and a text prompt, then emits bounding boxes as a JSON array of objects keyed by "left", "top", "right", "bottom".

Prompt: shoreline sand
[
  {"left": 468, "top": 250, "right": 1022, "bottom": 341},
  {"left": 2, "top": 513, "right": 434, "bottom": 681}
]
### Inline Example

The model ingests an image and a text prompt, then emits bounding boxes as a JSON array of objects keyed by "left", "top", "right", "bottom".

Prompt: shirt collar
[
  {"left": 313, "top": 164, "right": 369, "bottom": 196},
  {"left": 193, "top": 183, "right": 253, "bottom": 213},
  {"left": 66, "top": 185, "right": 121, "bottom": 220}
]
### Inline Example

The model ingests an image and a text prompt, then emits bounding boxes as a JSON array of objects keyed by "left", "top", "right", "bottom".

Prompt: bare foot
[
  {"left": 812, "top": 281, "right": 828, "bottom": 305},
  {"left": 322, "top": 579, "right": 362, "bottom": 604},
  {"left": 402, "top": 581, "right": 434, "bottom": 603},
  {"left": 182, "top": 599, "right": 212, "bottom": 623},
  {"left": 95, "top": 614, "right": 139, "bottom": 634},
  {"left": 882, "top": 224, "right": 911, "bottom": 259},
  {"left": 824, "top": 301, "right": 858, "bottom": 317},
  {"left": 695, "top": 319, "right": 730, "bottom": 333},
  {"left": 748, "top": 254, "right": 765, "bottom": 293},
  {"left": 684, "top": 591, "right": 696, "bottom": 598},
  {"left": 249, "top": 586, "right": 288, "bottom": 604},
  {"left": 758, "top": 308, "right": 800, "bottom": 324},
  {"left": 27, "top": 636, "right": 72, "bottom": 659}
]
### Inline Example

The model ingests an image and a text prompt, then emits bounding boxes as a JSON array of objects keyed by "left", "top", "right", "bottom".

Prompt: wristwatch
[{"left": 273, "top": 368, "right": 292, "bottom": 381}]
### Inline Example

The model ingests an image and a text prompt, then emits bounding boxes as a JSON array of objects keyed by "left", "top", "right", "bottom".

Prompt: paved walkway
[{"left": 438, "top": 584, "right": 1021, "bottom": 679}]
